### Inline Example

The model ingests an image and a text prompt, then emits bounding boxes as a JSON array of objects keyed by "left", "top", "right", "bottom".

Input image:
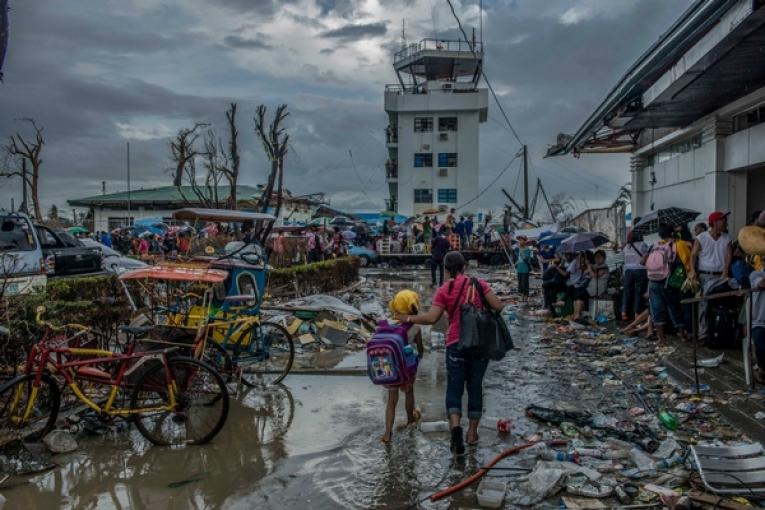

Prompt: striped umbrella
[{"left": 632, "top": 207, "right": 700, "bottom": 236}]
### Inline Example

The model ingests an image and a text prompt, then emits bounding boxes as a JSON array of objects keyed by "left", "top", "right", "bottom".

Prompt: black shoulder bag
[{"left": 458, "top": 277, "right": 514, "bottom": 361}]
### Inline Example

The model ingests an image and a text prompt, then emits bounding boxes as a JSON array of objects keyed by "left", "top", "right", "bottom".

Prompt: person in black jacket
[{"left": 431, "top": 232, "right": 451, "bottom": 287}]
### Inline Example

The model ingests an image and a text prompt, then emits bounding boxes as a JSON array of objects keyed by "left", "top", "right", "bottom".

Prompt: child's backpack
[
  {"left": 366, "top": 320, "right": 419, "bottom": 386},
  {"left": 646, "top": 242, "right": 674, "bottom": 281}
]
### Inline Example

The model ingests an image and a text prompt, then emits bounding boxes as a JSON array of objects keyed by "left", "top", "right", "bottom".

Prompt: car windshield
[
  {"left": 56, "top": 231, "right": 82, "bottom": 248},
  {"left": 0, "top": 216, "right": 36, "bottom": 251}
]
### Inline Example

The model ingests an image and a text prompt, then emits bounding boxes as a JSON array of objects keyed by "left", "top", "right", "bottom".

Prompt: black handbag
[{"left": 458, "top": 277, "right": 514, "bottom": 361}]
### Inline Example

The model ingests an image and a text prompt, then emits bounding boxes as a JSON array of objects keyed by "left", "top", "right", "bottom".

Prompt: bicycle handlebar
[{"left": 35, "top": 306, "right": 91, "bottom": 333}]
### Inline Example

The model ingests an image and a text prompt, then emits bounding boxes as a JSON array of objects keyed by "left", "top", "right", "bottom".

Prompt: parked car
[
  {"left": 0, "top": 212, "right": 47, "bottom": 295},
  {"left": 348, "top": 245, "right": 379, "bottom": 267},
  {"left": 34, "top": 225, "right": 102, "bottom": 277},
  {"left": 80, "top": 238, "right": 148, "bottom": 274}
]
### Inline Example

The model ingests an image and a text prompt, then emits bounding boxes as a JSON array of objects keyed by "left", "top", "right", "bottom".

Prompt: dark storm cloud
[
  {"left": 223, "top": 34, "right": 273, "bottom": 50},
  {"left": 320, "top": 21, "right": 387, "bottom": 41},
  {"left": 0, "top": 0, "right": 698, "bottom": 213},
  {"left": 218, "top": 0, "right": 299, "bottom": 16}
]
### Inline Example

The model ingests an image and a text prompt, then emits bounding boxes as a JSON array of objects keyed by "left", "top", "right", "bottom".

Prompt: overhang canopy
[{"left": 548, "top": 0, "right": 765, "bottom": 156}]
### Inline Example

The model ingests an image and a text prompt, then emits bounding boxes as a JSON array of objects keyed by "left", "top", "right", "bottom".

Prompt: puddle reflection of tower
[{"left": 384, "top": 38, "right": 488, "bottom": 217}]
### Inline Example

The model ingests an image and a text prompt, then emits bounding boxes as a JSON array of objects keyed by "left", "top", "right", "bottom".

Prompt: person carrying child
[{"left": 376, "top": 290, "right": 424, "bottom": 443}]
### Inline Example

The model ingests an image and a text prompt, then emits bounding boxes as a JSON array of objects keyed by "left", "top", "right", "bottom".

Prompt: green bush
[
  {"left": 0, "top": 275, "right": 131, "bottom": 368},
  {"left": 269, "top": 257, "right": 360, "bottom": 296}
]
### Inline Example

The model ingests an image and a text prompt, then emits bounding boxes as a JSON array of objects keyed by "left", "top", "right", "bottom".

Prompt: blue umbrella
[
  {"left": 538, "top": 232, "right": 569, "bottom": 247},
  {"left": 560, "top": 232, "right": 610, "bottom": 254}
]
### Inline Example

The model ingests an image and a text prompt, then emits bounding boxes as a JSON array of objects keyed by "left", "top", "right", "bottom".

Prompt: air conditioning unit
[
  {"left": 439, "top": 168, "right": 448, "bottom": 177},
  {"left": 438, "top": 205, "right": 448, "bottom": 212},
  {"left": 422, "top": 144, "right": 430, "bottom": 150},
  {"left": 439, "top": 133, "right": 448, "bottom": 141}
]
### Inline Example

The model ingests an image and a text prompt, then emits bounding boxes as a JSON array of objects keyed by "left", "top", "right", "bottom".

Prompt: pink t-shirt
[{"left": 432, "top": 274, "right": 492, "bottom": 346}]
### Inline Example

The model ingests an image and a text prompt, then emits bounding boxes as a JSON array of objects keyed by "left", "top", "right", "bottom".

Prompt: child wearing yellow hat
[{"left": 382, "top": 290, "right": 424, "bottom": 443}]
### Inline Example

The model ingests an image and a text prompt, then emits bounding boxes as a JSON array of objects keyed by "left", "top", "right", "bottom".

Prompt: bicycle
[{"left": 0, "top": 306, "right": 229, "bottom": 446}]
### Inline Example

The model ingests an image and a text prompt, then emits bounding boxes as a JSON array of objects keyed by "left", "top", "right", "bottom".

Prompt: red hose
[{"left": 429, "top": 439, "right": 568, "bottom": 502}]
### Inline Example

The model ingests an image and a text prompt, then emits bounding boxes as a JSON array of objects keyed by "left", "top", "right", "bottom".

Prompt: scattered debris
[{"left": 42, "top": 430, "right": 79, "bottom": 454}]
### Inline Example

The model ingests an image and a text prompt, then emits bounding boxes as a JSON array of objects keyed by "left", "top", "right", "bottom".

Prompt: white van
[{"left": 0, "top": 212, "right": 47, "bottom": 295}]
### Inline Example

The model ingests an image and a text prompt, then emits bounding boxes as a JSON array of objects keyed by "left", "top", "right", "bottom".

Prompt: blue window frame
[
  {"left": 438, "top": 153, "right": 457, "bottom": 167},
  {"left": 414, "top": 153, "right": 433, "bottom": 167},
  {"left": 438, "top": 189, "right": 457, "bottom": 203}
]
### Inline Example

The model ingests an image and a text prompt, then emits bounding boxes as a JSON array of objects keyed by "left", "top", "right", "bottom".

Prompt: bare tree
[
  {"left": 170, "top": 123, "right": 206, "bottom": 187},
  {"left": 548, "top": 192, "right": 577, "bottom": 223},
  {"left": 1, "top": 118, "right": 44, "bottom": 220},
  {"left": 223, "top": 103, "right": 240, "bottom": 208},
  {"left": 253, "top": 104, "right": 289, "bottom": 243}
]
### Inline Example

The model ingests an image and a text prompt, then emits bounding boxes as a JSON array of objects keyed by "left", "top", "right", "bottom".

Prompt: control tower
[{"left": 384, "top": 39, "right": 488, "bottom": 217}]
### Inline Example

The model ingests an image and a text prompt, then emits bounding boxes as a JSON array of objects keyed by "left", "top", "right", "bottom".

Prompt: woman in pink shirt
[{"left": 396, "top": 251, "right": 503, "bottom": 455}]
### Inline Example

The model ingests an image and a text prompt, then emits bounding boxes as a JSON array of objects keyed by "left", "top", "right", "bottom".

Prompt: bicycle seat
[{"left": 119, "top": 325, "right": 154, "bottom": 336}]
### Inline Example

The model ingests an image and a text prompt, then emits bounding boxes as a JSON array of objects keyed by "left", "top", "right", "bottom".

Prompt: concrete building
[
  {"left": 548, "top": 0, "right": 765, "bottom": 233},
  {"left": 384, "top": 38, "right": 488, "bottom": 217},
  {"left": 68, "top": 185, "right": 322, "bottom": 232}
]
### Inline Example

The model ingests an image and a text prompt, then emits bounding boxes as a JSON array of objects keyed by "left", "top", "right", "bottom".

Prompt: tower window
[
  {"left": 414, "top": 117, "right": 433, "bottom": 132},
  {"left": 438, "top": 153, "right": 458, "bottom": 167},
  {"left": 414, "top": 153, "right": 433, "bottom": 167},
  {"left": 439, "top": 117, "right": 458, "bottom": 131},
  {"left": 438, "top": 189, "right": 457, "bottom": 203},
  {"left": 414, "top": 189, "right": 433, "bottom": 203}
]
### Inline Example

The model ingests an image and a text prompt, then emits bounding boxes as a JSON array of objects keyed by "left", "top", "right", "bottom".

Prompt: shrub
[{"left": 268, "top": 257, "right": 360, "bottom": 296}]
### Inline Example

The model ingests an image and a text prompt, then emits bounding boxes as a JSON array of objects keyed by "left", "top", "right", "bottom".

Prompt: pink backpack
[
  {"left": 646, "top": 242, "right": 675, "bottom": 281},
  {"left": 366, "top": 320, "right": 419, "bottom": 386}
]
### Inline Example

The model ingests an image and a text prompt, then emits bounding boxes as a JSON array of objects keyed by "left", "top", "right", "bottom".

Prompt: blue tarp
[{"left": 132, "top": 218, "right": 168, "bottom": 236}]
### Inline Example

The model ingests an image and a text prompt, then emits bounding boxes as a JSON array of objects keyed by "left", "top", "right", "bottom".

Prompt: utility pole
[
  {"left": 126, "top": 142, "right": 131, "bottom": 226},
  {"left": 522, "top": 144, "right": 529, "bottom": 219}
]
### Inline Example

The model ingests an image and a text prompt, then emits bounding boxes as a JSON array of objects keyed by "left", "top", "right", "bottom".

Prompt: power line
[
  {"left": 445, "top": 0, "right": 523, "bottom": 148},
  {"left": 348, "top": 149, "right": 374, "bottom": 200},
  {"left": 456, "top": 153, "right": 521, "bottom": 210}
]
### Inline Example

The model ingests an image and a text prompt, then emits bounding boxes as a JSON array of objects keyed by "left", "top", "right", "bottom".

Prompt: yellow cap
[{"left": 389, "top": 290, "right": 420, "bottom": 315}]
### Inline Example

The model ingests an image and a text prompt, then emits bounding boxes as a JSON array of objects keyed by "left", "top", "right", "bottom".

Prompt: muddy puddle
[{"left": 3, "top": 269, "right": 643, "bottom": 509}]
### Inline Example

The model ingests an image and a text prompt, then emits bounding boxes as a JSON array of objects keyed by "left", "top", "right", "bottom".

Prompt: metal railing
[
  {"left": 385, "top": 126, "right": 398, "bottom": 144},
  {"left": 681, "top": 286, "right": 764, "bottom": 393},
  {"left": 394, "top": 39, "right": 483, "bottom": 62}
]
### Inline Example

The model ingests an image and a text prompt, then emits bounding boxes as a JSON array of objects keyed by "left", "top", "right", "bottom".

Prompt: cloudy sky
[{"left": 0, "top": 0, "right": 694, "bottom": 217}]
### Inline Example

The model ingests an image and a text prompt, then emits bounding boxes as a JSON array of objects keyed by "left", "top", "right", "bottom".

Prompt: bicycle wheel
[
  {"left": 236, "top": 322, "right": 294, "bottom": 388},
  {"left": 0, "top": 374, "right": 60, "bottom": 443},
  {"left": 131, "top": 357, "right": 229, "bottom": 446},
  {"left": 202, "top": 341, "right": 234, "bottom": 381}
]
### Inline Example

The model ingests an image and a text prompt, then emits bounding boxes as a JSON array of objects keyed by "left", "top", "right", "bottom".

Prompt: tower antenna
[
  {"left": 479, "top": 0, "right": 483, "bottom": 46},
  {"left": 402, "top": 18, "right": 407, "bottom": 48}
]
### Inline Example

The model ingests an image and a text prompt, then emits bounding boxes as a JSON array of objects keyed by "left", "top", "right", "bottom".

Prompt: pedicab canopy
[
  {"left": 172, "top": 208, "right": 276, "bottom": 223},
  {"left": 118, "top": 264, "right": 228, "bottom": 283}
]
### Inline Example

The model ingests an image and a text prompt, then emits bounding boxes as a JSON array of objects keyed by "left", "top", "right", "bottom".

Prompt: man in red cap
[{"left": 689, "top": 211, "right": 732, "bottom": 339}]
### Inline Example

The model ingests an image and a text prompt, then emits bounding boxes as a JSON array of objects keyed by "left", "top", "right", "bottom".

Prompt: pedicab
[{"left": 119, "top": 208, "right": 295, "bottom": 387}]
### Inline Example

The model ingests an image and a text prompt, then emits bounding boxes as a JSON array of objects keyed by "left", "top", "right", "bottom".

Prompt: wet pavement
[{"left": 2, "top": 267, "right": 762, "bottom": 508}]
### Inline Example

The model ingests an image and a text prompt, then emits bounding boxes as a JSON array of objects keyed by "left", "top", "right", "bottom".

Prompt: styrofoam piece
[{"left": 476, "top": 478, "right": 507, "bottom": 508}]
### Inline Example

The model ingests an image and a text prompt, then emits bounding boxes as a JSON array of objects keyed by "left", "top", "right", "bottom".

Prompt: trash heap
[{"left": 493, "top": 313, "right": 765, "bottom": 509}]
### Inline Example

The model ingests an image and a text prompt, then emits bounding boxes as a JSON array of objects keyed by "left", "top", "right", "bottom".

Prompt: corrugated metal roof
[{"left": 68, "top": 185, "right": 262, "bottom": 206}]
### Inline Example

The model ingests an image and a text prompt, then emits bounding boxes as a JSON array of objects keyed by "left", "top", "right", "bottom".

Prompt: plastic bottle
[
  {"left": 630, "top": 447, "right": 656, "bottom": 472},
  {"left": 658, "top": 411, "right": 679, "bottom": 431},
  {"left": 481, "top": 416, "right": 512, "bottom": 433},
  {"left": 539, "top": 450, "right": 580, "bottom": 463},
  {"left": 656, "top": 453, "right": 684, "bottom": 471},
  {"left": 419, "top": 421, "right": 450, "bottom": 433}
]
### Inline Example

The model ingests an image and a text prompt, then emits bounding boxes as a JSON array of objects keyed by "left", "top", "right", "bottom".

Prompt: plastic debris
[
  {"left": 696, "top": 353, "right": 725, "bottom": 368},
  {"left": 42, "top": 430, "right": 79, "bottom": 454}
]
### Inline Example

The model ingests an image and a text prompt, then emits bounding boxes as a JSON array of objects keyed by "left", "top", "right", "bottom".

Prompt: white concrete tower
[{"left": 384, "top": 38, "right": 488, "bottom": 217}]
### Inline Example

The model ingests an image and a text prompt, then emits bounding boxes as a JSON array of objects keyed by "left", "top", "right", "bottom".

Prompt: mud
[{"left": 3, "top": 268, "right": 649, "bottom": 509}]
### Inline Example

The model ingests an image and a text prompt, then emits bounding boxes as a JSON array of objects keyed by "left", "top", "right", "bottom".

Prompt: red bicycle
[{"left": 0, "top": 306, "right": 229, "bottom": 446}]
